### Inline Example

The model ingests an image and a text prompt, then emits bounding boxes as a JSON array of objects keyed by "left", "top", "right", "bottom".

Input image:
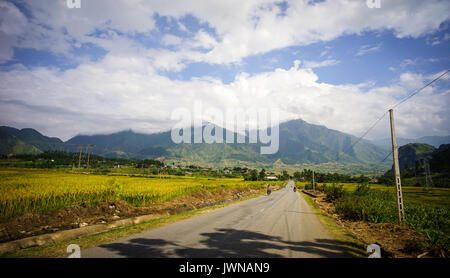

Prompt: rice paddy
[{"left": 0, "top": 168, "right": 282, "bottom": 221}]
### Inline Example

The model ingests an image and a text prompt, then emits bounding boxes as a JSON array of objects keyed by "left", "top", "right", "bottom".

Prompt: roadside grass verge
[{"left": 299, "top": 191, "right": 367, "bottom": 258}]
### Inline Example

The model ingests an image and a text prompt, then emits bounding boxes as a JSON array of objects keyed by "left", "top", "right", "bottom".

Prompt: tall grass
[{"left": 325, "top": 184, "right": 450, "bottom": 250}]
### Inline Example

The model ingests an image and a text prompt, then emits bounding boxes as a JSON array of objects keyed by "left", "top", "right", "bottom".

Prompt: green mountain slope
[
  {"left": 0, "top": 126, "right": 64, "bottom": 151},
  {"left": 396, "top": 143, "right": 436, "bottom": 171},
  {"left": 429, "top": 144, "right": 450, "bottom": 173},
  {"left": 64, "top": 119, "right": 387, "bottom": 166},
  {"left": 272, "top": 119, "right": 387, "bottom": 164},
  {"left": 0, "top": 128, "right": 42, "bottom": 155},
  {"left": 0, "top": 119, "right": 391, "bottom": 166}
]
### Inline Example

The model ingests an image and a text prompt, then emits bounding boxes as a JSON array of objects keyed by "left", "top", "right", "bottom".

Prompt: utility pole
[
  {"left": 421, "top": 158, "right": 433, "bottom": 189},
  {"left": 312, "top": 171, "right": 315, "bottom": 191},
  {"left": 78, "top": 145, "right": 83, "bottom": 168},
  {"left": 86, "top": 145, "right": 91, "bottom": 174},
  {"left": 389, "top": 109, "right": 405, "bottom": 224}
]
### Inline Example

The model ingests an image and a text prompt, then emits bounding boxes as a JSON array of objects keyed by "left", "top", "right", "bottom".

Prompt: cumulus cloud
[
  {"left": 0, "top": 0, "right": 449, "bottom": 141},
  {"left": 0, "top": 1, "right": 27, "bottom": 63},
  {"left": 0, "top": 56, "right": 448, "bottom": 141},
  {"left": 2, "top": 0, "right": 450, "bottom": 68}
]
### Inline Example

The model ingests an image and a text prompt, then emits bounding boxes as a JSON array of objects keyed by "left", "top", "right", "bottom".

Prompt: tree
[
  {"left": 250, "top": 169, "right": 258, "bottom": 181},
  {"left": 259, "top": 168, "right": 266, "bottom": 181},
  {"left": 244, "top": 169, "right": 259, "bottom": 181},
  {"left": 281, "top": 170, "right": 290, "bottom": 181},
  {"left": 293, "top": 171, "right": 302, "bottom": 181}
]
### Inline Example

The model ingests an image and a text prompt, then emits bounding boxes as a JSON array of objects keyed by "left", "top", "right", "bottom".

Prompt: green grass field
[{"left": 0, "top": 168, "right": 283, "bottom": 221}]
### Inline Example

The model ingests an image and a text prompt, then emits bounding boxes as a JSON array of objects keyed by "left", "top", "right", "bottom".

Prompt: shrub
[
  {"left": 405, "top": 203, "right": 450, "bottom": 249},
  {"left": 319, "top": 184, "right": 327, "bottom": 192},
  {"left": 332, "top": 185, "right": 450, "bottom": 250},
  {"left": 324, "top": 184, "right": 345, "bottom": 202},
  {"left": 353, "top": 183, "right": 371, "bottom": 196},
  {"left": 334, "top": 189, "right": 397, "bottom": 223},
  {"left": 304, "top": 183, "right": 313, "bottom": 190}
]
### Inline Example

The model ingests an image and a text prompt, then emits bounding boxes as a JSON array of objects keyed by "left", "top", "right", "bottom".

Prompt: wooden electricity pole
[
  {"left": 86, "top": 145, "right": 91, "bottom": 174},
  {"left": 312, "top": 171, "right": 315, "bottom": 191},
  {"left": 389, "top": 109, "right": 405, "bottom": 224},
  {"left": 78, "top": 145, "right": 83, "bottom": 168}
]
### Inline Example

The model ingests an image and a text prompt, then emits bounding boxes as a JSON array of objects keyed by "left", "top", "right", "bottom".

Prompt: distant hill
[
  {"left": 0, "top": 119, "right": 389, "bottom": 167},
  {"left": 374, "top": 135, "right": 450, "bottom": 149},
  {"left": 429, "top": 144, "right": 450, "bottom": 173},
  {"left": 391, "top": 143, "right": 436, "bottom": 172},
  {"left": 65, "top": 119, "right": 387, "bottom": 165},
  {"left": 0, "top": 126, "right": 64, "bottom": 151},
  {"left": 270, "top": 119, "right": 386, "bottom": 164},
  {"left": 0, "top": 127, "right": 42, "bottom": 155}
]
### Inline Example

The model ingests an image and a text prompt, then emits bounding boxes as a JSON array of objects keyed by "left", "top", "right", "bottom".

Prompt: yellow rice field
[{"left": 0, "top": 168, "right": 283, "bottom": 220}]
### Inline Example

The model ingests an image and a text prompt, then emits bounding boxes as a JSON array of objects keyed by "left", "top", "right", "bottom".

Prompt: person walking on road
[{"left": 266, "top": 184, "right": 271, "bottom": 195}]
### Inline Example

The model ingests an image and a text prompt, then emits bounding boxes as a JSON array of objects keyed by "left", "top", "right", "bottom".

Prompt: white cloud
[
  {"left": 1, "top": 0, "right": 450, "bottom": 68},
  {"left": 0, "top": 1, "right": 28, "bottom": 63},
  {"left": 356, "top": 43, "right": 382, "bottom": 56},
  {"left": 0, "top": 0, "right": 449, "bottom": 141},
  {"left": 0, "top": 56, "right": 448, "bottom": 141},
  {"left": 161, "top": 34, "right": 183, "bottom": 46},
  {"left": 400, "top": 58, "right": 416, "bottom": 69},
  {"left": 303, "top": 59, "right": 340, "bottom": 69}
]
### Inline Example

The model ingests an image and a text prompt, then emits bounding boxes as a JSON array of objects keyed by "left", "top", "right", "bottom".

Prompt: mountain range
[
  {"left": 373, "top": 135, "right": 450, "bottom": 149},
  {"left": 1, "top": 119, "right": 447, "bottom": 169}
]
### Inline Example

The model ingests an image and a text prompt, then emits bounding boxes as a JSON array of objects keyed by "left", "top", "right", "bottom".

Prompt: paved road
[{"left": 82, "top": 181, "right": 352, "bottom": 258}]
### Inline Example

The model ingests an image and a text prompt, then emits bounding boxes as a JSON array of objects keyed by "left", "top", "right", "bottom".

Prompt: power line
[
  {"left": 337, "top": 69, "right": 449, "bottom": 161},
  {"left": 337, "top": 110, "right": 388, "bottom": 161},
  {"left": 372, "top": 150, "right": 393, "bottom": 170},
  {"left": 391, "top": 69, "right": 449, "bottom": 110}
]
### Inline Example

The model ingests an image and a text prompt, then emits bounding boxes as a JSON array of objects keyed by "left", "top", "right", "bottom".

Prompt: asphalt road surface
[{"left": 82, "top": 181, "right": 353, "bottom": 258}]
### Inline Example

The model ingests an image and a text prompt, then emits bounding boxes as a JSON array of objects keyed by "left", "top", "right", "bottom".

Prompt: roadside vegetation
[{"left": 304, "top": 183, "right": 449, "bottom": 256}]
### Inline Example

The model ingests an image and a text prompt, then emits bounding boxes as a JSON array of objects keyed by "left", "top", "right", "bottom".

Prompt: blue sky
[
  {"left": 0, "top": 0, "right": 449, "bottom": 140},
  {"left": 5, "top": 11, "right": 450, "bottom": 87}
]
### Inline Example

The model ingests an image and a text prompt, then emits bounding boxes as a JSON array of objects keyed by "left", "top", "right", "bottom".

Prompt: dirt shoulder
[
  {"left": 0, "top": 186, "right": 277, "bottom": 244},
  {"left": 303, "top": 190, "right": 434, "bottom": 258}
]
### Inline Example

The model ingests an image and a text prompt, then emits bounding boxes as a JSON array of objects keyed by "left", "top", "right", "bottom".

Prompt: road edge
[{"left": 299, "top": 190, "right": 367, "bottom": 258}]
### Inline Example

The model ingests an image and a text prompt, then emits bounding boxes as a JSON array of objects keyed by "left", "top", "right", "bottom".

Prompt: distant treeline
[
  {"left": 5, "top": 151, "right": 435, "bottom": 185},
  {"left": 0, "top": 152, "right": 164, "bottom": 169},
  {"left": 292, "top": 169, "right": 371, "bottom": 184}
]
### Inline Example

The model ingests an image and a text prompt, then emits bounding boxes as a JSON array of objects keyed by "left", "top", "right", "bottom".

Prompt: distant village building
[{"left": 266, "top": 176, "right": 278, "bottom": 181}]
